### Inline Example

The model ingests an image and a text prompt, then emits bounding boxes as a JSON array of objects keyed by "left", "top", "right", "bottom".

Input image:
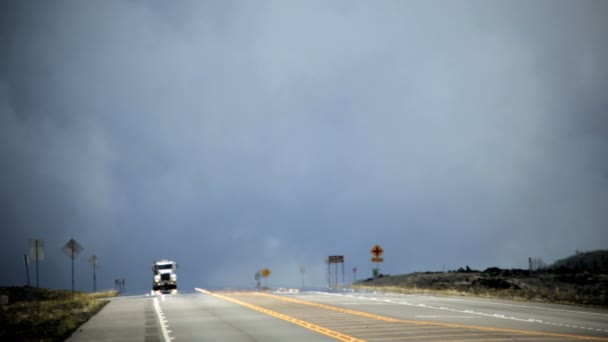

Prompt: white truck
[{"left": 152, "top": 259, "right": 178, "bottom": 294}]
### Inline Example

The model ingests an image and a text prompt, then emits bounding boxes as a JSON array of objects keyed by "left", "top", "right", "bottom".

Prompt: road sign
[
  {"left": 262, "top": 268, "right": 271, "bottom": 278},
  {"left": 371, "top": 257, "right": 384, "bottom": 263},
  {"left": 88, "top": 255, "right": 98, "bottom": 265},
  {"left": 29, "top": 239, "right": 45, "bottom": 261},
  {"left": 29, "top": 239, "right": 44, "bottom": 288},
  {"left": 62, "top": 239, "right": 83, "bottom": 258},
  {"left": 371, "top": 245, "right": 384, "bottom": 257},
  {"left": 328, "top": 255, "right": 344, "bottom": 263},
  {"left": 63, "top": 238, "right": 84, "bottom": 298}
]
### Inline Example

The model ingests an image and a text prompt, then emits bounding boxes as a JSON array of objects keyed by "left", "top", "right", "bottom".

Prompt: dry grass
[
  {"left": 0, "top": 287, "right": 119, "bottom": 341},
  {"left": 353, "top": 285, "right": 468, "bottom": 297},
  {"left": 353, "top": 272, "right": 608, "bottom": 308},
  {"left": 86, "top": 289, "right": 120, "bottom": 300}
]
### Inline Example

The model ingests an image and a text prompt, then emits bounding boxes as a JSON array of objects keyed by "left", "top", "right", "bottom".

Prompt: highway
[{"left": 68, "top": 289, "right": 608, "bottom": 341}]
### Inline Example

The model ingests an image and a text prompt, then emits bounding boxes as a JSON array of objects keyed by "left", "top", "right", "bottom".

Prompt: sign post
[
  {"left": 370, "top": 244, "right": 384, "bottom": 281},
  {"left": 327, "top": 255, "right": 345, "bottom": 289},
  {"left": 325, "top": 258, "right": 329, "bottom": 289},
  {"left": 261, "top": 268, "right": 271, "bottom": 289},
  {"left": 299, "top": 266, "right": 306, "bottom": 289},
  {"left": 254, "top": 271, "right": 261, "bottom": 289},
  {"left": 62, "top": 238, "right": 84, "bottom": 298},
  {"left": 115, "top": 278, "right": 125, "bottom": 293},
  {"left": 88, "top": 255, "right": 98, "bottom": 292},
  {"left": 29, "top": 239, "right": 44, "bottom": 288},
  {"left": 24, "top": 254, "right": 30, "bottom": 287}
]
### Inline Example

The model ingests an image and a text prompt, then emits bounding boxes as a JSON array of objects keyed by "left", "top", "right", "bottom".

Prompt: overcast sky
[{"left": 1, "top": 0, "right": 607, "bottom": 294}]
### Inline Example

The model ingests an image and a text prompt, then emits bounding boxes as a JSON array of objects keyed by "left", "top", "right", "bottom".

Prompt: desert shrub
[{"left": 473, "top": 278, "right": 518, "bottom": 290}]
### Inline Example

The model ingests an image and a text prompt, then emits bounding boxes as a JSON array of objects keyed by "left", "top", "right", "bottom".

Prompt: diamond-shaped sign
[
  {"left": 62, "top": 239, "right": 84, "bottom": 259},
  {"left": 371, "top": 244, "right": 384, "bottom": 257}
]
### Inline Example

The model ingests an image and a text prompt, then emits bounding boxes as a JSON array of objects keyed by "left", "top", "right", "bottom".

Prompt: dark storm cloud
[{"left": 1, "top": 0, "right": 607, "bottom": 291}]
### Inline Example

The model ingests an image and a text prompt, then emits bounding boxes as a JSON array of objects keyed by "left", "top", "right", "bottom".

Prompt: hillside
[
  {"left": 551, "top": 250, "right": 608, "bottom": 273},
  {"left": 353, "top": 250, "right": 608, "bottom": 307}
]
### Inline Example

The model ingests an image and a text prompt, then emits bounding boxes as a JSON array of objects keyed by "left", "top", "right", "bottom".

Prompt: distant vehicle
[{"left": 152, "top": 259, "right": 178, "bottom": 294}]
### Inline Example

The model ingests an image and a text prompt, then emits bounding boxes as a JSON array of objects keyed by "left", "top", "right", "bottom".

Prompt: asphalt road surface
[{"left": 68, "top": 289, "right": 608, "bottom": 341}]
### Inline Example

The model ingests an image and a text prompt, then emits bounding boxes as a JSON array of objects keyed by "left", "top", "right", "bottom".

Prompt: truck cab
[{"left": 153, "top": 259, "right": 178, "bottom": 294}]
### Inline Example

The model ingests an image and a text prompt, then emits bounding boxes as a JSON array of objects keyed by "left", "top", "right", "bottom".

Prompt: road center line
[
  {"left": 416, "top": 315, "right": 476, "bottom": 318},
  {"left": 259, "top": 292, "right": 608, "bottom": 341},
  {"left": 194, "top": 288, "right": 363, "bottom": 342}
]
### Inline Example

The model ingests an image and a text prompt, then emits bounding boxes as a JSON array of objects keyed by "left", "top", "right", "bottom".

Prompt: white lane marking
[
  {"left": 311, "top": 291, "right": 608, "bottom": 334},
  {"left": 154, "top": 297, "right": 173, "bottom": 342},
  {"left": 416, "top": 315, "right": 476, "bottom": 318},
  {"left": 356, "top": 292, "right": 608, "bottom": 317}
]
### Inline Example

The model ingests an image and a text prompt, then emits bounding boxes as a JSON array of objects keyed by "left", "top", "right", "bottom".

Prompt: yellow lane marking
[
  {"left": 346, "top": 326, "right": 457, "bottom": 332},
  {"left": 258, "top": 292, "right": 608, "bottom": 341},
  {"left": 345, "top": 325, "right": 432, "bottom": 332},
  {"left": 356, "top": 331, "right": 453, "bottom": 338},
  {"left": 364, "top": 325, "right": 466, "bottom": 336},
  {"left": 325, "top": 316, "right": 377, "bottom": 320},
  {"left": 326, "top": 323, "right": 401, "bottom": 330},
  {"left": 322, "top": 322, "right": 380, "bottom": 328},
  {"left": 439, "top": 339, "right": 570, "bottom": 342},
  {"left": 194, "top": 289, "right": 364, "bottom": 342},
  {"left": 257, "top": 293, "right": 402, "bottom": 322},
  {"left": 296, "top": 317, "right": 374, "bottom": 324},
  {"left": 367, "top": 333, "right": 486, "bottom": 341},
  {"left": 304, "top": 317, "right": 369, "bottom": 323}
]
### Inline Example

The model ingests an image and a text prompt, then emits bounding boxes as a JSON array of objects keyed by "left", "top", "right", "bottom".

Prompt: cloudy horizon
[{"left": 1, "top": 0, "right": 607, "bottom": 293}]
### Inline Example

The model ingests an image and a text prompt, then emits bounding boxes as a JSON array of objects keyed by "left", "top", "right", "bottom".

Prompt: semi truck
[{"left": 152, "top": 259, "right": 178, "bottom": 294}]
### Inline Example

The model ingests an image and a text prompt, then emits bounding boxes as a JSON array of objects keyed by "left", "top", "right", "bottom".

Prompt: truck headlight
[
  {"left": 171, "top": 274, "right": 177, "bottom": 281},
  {"left": 154, "top": 275, "right": 160, "bottom": 282}
]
